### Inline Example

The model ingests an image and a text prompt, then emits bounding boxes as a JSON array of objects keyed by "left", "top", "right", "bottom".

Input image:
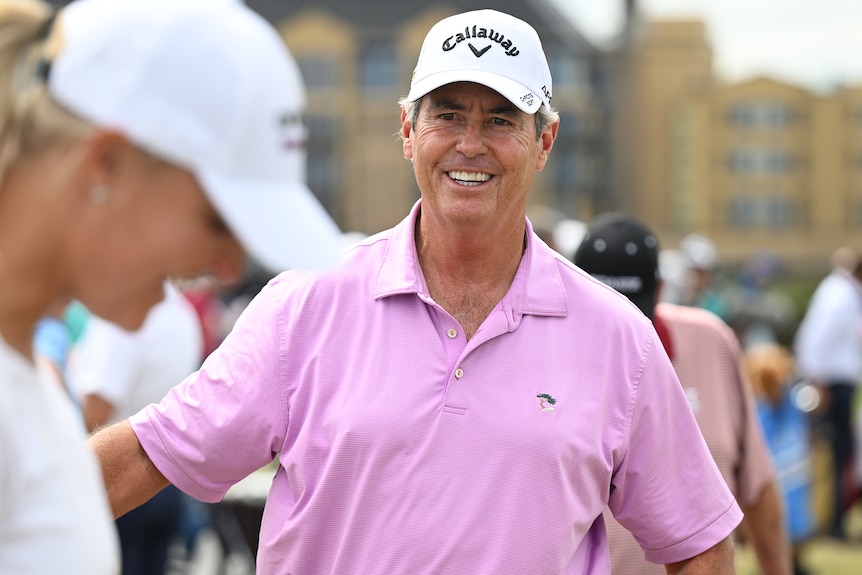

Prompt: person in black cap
[
  {"left": 570, "top": 212, "right": 661, "bottom": 319},
  {"left": 573, "top": 212, "right": 792, "bottom": 575}
]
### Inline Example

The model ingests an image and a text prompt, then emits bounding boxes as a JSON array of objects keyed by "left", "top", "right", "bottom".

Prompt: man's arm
[
  {"left": 88, "top": 420, "right": 169, "bottom": 518},
  {"left": 81, "top": 393, "right": 114, "bottom": 433},
  {"left": 739, "top": 481, "right": 792, "bottom": 575},
  {"left": 664, "top": 537, "right": 735, "bottom": 574}
]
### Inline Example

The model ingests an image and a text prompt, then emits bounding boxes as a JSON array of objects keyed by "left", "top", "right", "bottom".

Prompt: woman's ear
[{"left": 79, "top": 130, "right": 134, "bottom": 189}]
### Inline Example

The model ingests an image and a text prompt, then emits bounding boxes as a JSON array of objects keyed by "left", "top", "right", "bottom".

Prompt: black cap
[{"left": 572, "top": 212, "right": 660, "bottom": 319}]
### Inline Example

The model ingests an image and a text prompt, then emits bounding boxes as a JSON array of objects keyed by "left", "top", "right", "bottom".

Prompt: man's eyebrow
[
  {"left": 489, "top": 104, "right": 521, "bottom": 118},
  {"left": 426, "top": 98, "right": 522, "bottom": 118},
  {"left": 426, "top": 97, "right": 465, "bottom": 111}
]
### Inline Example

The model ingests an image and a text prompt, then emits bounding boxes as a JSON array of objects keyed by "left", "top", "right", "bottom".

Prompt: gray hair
[
  {"left": 0, "top": 1, "right": 93, "bottom": 185},
  {"left": 398, "top": 94, "right": 559, "bottom": 141}
]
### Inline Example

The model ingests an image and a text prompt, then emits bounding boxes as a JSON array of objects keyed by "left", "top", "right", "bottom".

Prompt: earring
[{"left": 89, "top": 183, "right": 110, "bottom": 205}]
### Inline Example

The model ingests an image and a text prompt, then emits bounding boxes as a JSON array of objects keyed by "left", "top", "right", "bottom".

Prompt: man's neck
[{"left": 415, "top": 218, "right": 526, "bottom": 338}]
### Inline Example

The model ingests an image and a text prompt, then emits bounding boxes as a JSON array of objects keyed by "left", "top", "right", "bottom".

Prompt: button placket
[{"left": 440, "top": 317, "right": 468, "bottom": 413}]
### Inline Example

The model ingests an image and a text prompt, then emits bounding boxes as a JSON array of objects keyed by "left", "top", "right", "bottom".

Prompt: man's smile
[{"left": 447, "top": 171, "right": 493, "bottom": 186}]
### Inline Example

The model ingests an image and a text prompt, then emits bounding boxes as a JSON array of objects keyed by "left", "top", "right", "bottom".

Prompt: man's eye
[
  {"left": 492, "top": 117, "right": 510, "bottom": 126},
  {"left": 440, "top": 113, "right": 456, "bottom": 120}
]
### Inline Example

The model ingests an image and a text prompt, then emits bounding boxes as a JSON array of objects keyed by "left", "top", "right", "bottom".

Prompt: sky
[{"left": 550, "top": 0, "right": 862, "bottom": 93}]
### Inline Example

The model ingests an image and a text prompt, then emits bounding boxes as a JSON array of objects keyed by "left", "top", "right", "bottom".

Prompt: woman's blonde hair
[{"left": 0, "top": 0, "right": 92, "bottom": 184}]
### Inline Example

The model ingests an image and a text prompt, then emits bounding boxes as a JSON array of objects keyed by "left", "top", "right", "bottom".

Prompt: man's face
[{"left": 401, "top": 82, "right": 556, "bottom": 235}]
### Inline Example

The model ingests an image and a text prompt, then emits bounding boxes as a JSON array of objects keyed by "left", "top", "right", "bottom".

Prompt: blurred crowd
[{"left": 543, "top": 215, "right": 862, "bottom": 574}]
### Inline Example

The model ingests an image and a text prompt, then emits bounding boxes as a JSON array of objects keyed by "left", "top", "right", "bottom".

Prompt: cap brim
[
  {"left": 407, "top": 69, "right": 542, "bottom": 114},
  {"left": 197, "top": 171, "right": 344, "bottom": 274}
]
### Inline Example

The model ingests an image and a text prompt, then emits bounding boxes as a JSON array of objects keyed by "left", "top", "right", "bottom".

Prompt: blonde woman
[{"left": 0, "top": 0, "right": 341, "bottom": 572}]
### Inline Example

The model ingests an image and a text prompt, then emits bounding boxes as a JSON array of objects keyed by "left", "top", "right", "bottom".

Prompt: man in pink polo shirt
[
  {"left": 90, "top": 9, "right": 741, "bottom": 574},
  {"left": 574, "top": 213, "right": 791, "bottom": 575}
]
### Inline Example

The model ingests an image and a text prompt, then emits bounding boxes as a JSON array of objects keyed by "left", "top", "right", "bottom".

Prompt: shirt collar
[{"left": 375, "top": 200, "right": 568, "bottom": 319}]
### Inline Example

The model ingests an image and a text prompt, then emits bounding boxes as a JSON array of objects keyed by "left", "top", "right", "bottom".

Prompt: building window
[
  {"left": 548, "top": 49, "right": 587, "bottom": 89},
  {"left": 727, "top": 101, "right": 794, "bottom": 128},
  {"left": 765, "top": 149, "right": 795, "bottom": 172},
  {"left": 360, "top": 41, "right": 396, "bottom": 90},
  {"left": 727, "top": 195, "right": 796, "bottom": 229},
  {"left": 728, "top": 197, "right": 755, "bottom": 228},
  {"left": 766, "top": 196, "right": 795, "bottom": 227},
  {"left": 763, "top": 102, "right": 792, "bottom": 127},
  {"left": 728, "top": 102, "right": 755, "bottom": 127},
  {"left": 306, "top": 113, "right": 341, "bottom": 220},
  {"left": 728, "top": 148, "right": 795, "bottom": 173},
  {"left": 297, "top": 54, "right": 338, "bottom": 89},
  {"left": 727, "top": 149, "right": 756, "bottom": 172},
  {"left": 552, "top": 114, "right": 577, "bottom": 201}
]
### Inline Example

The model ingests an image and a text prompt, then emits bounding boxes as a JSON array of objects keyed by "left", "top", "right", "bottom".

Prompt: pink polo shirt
[{"left": 131, "top": 202, "right": 741, "bottom": 574}]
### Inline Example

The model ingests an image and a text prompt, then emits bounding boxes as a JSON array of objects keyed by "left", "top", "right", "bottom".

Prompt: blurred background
[{"left": 199, "top": 0, "right": 862, "bottom": 352}]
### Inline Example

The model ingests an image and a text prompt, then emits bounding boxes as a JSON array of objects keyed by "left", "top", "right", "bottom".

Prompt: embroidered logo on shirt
[{"left": 537, "top": 393, "right": 556, "bottom": 411}]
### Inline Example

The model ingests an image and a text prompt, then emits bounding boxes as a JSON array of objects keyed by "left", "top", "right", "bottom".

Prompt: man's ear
[
  {"left": 535, "top": 118, "right": 559, "bottom": 171},
  {"left": 401, "top": 108, "right": 414, "bottom": 161}
]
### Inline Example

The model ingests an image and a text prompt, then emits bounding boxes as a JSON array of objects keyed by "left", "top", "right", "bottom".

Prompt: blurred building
[
  {"left": 246, "top": 0, "right": 610, "bottom": 235},
  {"left": 619, "top": 17, "right": 862, "bottom": 271},
  {"left": 46, "top": 0, "right": 857, "bottom": 270}
]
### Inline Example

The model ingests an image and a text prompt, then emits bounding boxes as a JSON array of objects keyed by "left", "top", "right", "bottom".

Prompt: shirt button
[
  {"left": 454, "top": 368, "right": 464, "bottom": 379},
  {"left": 447, "top": 328, "right": 457, "bottom": 339}
]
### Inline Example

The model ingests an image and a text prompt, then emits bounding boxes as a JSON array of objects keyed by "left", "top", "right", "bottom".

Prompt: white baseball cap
[
  {"left": 47, "top": 0, "right": 344, "bottom": 273},
  {"left": 406, "top": 9, "right": 553, "bottom": 114},
  {"left": 679, "top": 233, "right": 718, "bottom": 270}
]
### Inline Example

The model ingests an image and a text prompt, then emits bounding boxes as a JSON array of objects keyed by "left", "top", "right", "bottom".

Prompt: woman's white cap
[
  {"left": 48, "top": 0, "right": 344, "bottom": 272},
  {"left": 406, "top": 9, "right": 553, "bottom": 114}
]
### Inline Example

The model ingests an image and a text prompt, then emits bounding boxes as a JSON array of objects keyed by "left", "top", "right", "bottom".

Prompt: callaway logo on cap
[
  {"left": 405, "top": 9, "right": 553, "bottom": 114},
  {"left": 441, "top": 24, "right": 523, "bottom": 57}
]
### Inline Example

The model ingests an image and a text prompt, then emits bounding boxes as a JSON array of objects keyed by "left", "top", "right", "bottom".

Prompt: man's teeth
[{"left": 448, "top": 171, "right": 490, "bottom": 186}]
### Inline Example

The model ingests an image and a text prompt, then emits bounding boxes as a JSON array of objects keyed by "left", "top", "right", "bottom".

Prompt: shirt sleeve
[
  {"left": 130, "top": 279, "right": 289, "bottom": 503},
  {"left": 608, "top": 332, "right": 743, "bottom": 565}
]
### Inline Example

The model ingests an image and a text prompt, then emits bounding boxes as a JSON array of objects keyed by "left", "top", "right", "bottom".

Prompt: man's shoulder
[
  {"left": 657, "top": 301, "right": 724, "bottom": 325},
  {"left": 561, "top": 260, "right": 656, "bottom": 334},
  {"left": 267, "top": 229, "right": 395, "bottom": 296},
  {"left": 656, "top": 302, "right": 738, "bottom": 348}
]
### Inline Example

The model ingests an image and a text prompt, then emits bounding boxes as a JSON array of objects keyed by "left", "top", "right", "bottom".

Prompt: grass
[
  {"left": 736, "top": 537, "right": 862, "bottom": 575},
  {"left": 736, "top": 504, "right": 862, "bottom": 574}
]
